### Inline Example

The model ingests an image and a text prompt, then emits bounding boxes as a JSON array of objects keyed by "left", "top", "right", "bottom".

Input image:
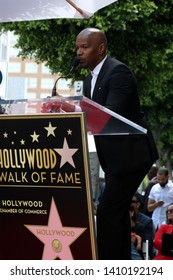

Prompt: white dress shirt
[
  {"left": 148, "top": 180, "right": 173, "bottom": 229},
  {"left": 90, "top": 56, "right": 107, "bottom": 98}
]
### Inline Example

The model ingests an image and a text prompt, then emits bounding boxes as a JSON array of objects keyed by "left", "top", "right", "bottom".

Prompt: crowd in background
[{"left": 95, "top": 164, "right": 173, "bottom": 260}]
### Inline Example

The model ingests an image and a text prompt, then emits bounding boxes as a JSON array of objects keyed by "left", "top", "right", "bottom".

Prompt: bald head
[
  {"left": 78, "top": 28, "right": 107, "bottom": 46},
  {"left": 76, "top": 27, "right": 107, "bottom": 70}
]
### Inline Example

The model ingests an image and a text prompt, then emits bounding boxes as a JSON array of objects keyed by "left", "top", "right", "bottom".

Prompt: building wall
[{"left": 0, "top": 32, "right": 74, "bottom": 99}]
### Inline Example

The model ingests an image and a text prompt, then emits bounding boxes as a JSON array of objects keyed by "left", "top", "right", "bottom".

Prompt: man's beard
[{"left": 160, "top": 181, "right": 168, "bottom": 187}]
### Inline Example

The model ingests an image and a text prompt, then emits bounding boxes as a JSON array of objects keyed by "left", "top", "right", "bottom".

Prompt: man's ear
[{"left": 99, "top": 43, "right": 106, "bottom": 55}]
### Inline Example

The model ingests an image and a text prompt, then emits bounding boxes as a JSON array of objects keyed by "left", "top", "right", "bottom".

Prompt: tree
[{"left": 1, "top": 0, "right": 173, "bottom": 170}]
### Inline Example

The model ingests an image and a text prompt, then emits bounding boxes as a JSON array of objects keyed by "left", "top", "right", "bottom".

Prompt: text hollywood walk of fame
[{"left": 0, "top": 120, "right": 84, "bottom": 186}]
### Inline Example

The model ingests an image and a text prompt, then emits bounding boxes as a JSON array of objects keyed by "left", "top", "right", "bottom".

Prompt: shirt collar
[
  {"left": 91, "top": 56, "right": 107, "bottom": 76},
  {"left": 159, "top": 180, "right": 173, "bottom": 188}
]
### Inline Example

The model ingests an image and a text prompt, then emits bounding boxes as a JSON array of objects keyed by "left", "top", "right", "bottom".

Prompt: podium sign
[
  {"left": 0, "top": 96, "right": 146, "bottom": 259},
  {"left": 0, "top": 113, "right": 97, "bottom": 260}
]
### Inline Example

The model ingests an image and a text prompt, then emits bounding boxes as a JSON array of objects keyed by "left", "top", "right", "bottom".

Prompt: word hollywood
[{"left": 0, "top": 148, "right": 63, "bottom": 169}]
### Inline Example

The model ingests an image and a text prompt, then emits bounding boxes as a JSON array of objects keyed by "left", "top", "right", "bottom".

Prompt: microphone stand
[
  {"left": 51, "top": 72, "right": 72, "bottom": 97},
  {"left": 51, "top": 58, "right": 79, "bottom": 97}
]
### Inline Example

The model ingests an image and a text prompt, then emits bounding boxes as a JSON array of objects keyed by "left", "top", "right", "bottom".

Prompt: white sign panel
[
  {"left": 0, "top": 61, "right": 7, "bottom": 98},
  {"left": 0, "top": 0, "right": 117, "bottom": 22},
  {"left": 74, "top": 80, "right": 83, "bottom": 95}
]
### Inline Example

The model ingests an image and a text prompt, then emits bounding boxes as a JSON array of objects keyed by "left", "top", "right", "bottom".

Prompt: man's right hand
[{"left": 157, "top": 200, "right": 164, "bottom": 207}]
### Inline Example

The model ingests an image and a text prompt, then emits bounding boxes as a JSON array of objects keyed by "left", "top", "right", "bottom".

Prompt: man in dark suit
[{"left": 76, "top": 27, "right": 158, "bottom": 259}]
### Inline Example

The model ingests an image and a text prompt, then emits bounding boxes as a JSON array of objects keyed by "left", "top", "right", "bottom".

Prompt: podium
[{"left": 0, "top": 96, "right": 146, "bottom": 260}]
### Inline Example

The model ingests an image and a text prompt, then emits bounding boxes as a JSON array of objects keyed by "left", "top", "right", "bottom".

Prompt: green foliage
[{"left": 1, "top": 0, "right": 173, "bottom": 168}]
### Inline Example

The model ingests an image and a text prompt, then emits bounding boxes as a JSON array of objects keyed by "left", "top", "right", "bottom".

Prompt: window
[
  {"left": 58, "top": 78, "right": 72, "bottom": 90},
  {"left": 42, "top": 64, "right": 51, "bottom": 74},
  {"left": 41, "top": 78, "right": 54, "bottom": 89},
  {"left": 8, "top": 62, "right": 21, "bottom": 73},
  {"left": 25, "top": 63, "right": 38, "bottom": 73},
  {"left": 27, "top": 78, "right": 37, "bottom": 88}
]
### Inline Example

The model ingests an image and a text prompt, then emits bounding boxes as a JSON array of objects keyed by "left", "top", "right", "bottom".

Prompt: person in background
[
  {"left": 153, "top": 203, "right": 173, "bottom": 260},
  {"left": 131, "top": 192, "right": 155, "bottom": 259},
  {"left": 76, "top": 27, "right": 158, "bottom": 259},
  {"left": 129, "top": 204, "right": 145, "bottom": 241},
  {"left": 147, "top": 167, "right": 173, "bottom": 230},
  {"left": 129, "top": 204, "right": 144, "bottom": 259},
  {"left": 143, "top": 164, "right": 159, "bottom": 217},
  {"left": 148, "top": 164, "right": 159, "bottom": 181},
  {"left": 131, "top": 232, "right": 143, "bottom": 260}
]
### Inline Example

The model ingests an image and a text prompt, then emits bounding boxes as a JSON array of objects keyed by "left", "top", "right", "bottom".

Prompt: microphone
[
  {"left": 69, "top": 57, "right": 80, "bottom": 72},
  {"left": 51, "top": 58, "right": 80, "bottom": 97}
]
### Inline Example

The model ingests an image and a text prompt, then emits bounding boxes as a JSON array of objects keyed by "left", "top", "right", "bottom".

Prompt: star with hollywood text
[
  {"left": 24, "top": 198, "right": 86, "bottom": 260},
  {"left": 54, "top": 138, "right": 78, "bottom": 168}
]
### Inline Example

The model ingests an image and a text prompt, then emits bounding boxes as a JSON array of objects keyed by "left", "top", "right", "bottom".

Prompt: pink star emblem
[
  {"left": 25, "top": 198, "right": 87, "bottom": 260},
  {"left": 54, "top": 137, "right": 78, "bottom": 168}
]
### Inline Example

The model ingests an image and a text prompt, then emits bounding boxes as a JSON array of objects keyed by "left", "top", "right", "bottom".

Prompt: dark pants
[{"left": 96, "top": 164, "right": 151, "bottom": 260}]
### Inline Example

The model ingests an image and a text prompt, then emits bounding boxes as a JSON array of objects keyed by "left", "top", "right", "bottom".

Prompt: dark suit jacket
[{"left": 83, "top": 57, "right": 158, "bottom": 175}]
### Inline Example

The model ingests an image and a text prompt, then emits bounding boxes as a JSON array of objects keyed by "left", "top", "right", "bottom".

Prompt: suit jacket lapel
[
  {"left": 92, "top": 58, "right": 109, "bottom": 100},
  {"left": 84, "top": 73, "right": 92, "bottom": 99}
]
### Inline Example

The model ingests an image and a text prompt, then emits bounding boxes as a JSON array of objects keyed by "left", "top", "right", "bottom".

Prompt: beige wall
[{"left": 8, "top": 57, "right": 74, "bottom": 99}]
